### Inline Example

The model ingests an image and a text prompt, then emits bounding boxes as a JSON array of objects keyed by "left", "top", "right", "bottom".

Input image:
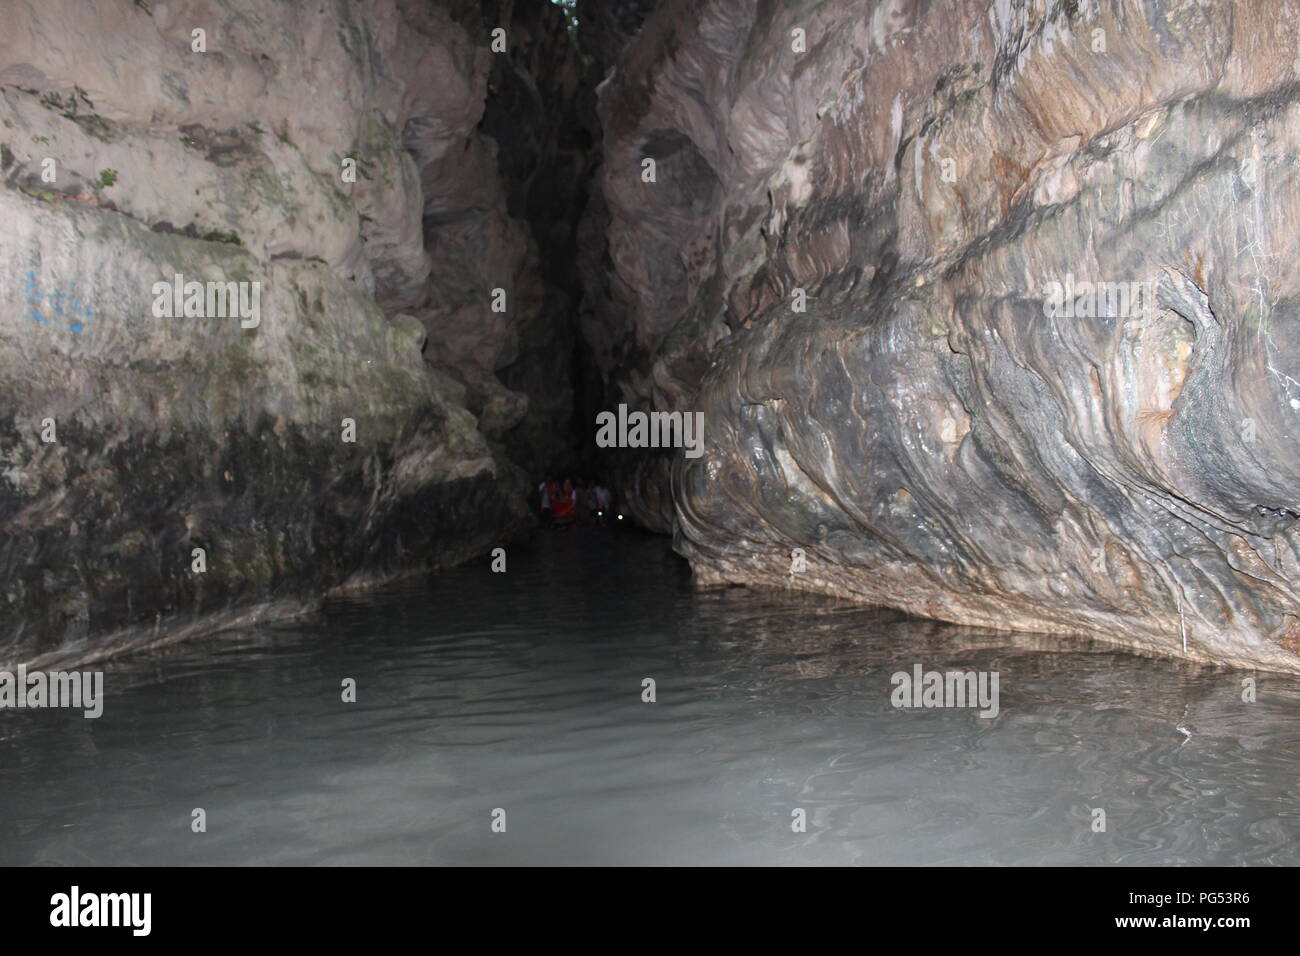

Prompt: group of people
[{"left": 538, "top": 479, "right": 615, "bottom": 527}]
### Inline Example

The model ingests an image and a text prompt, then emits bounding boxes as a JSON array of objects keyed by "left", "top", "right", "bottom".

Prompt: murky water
[{"left": 1, "top": 529, "right": 1297, "bottom": 865}]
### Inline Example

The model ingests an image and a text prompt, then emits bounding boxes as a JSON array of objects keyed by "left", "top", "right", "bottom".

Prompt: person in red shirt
[{"left": 552, "top": 480, "right": 576, "bottom": 524}]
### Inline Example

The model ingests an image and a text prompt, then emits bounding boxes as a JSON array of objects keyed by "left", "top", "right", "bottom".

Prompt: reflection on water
[{"left": 1, "top": 530, "right": 1297, "bottom": 865}]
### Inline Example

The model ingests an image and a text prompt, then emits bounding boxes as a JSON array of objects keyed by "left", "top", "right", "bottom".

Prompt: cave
[{"left": 0, "top": 0, "right": 1297, "bottom": 885}]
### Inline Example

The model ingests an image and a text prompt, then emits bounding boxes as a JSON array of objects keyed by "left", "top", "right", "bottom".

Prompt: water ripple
[{"left": 1, "top": 529, "right": 1297, "bottom": 865}]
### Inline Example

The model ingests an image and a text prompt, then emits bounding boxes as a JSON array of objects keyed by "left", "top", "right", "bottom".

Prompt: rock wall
[
  {"left": 478, "top": 0, "right": 593, "bottom": 475},
  {"left": 585, "top": 0, "right": 1300, "bottom": 672},
  {"left": 0, "top": 0, "right": 572, "bottom": 663}
]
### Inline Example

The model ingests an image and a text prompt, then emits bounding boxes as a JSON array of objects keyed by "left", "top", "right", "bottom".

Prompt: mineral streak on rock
[{"left": 585, "top": 0, "right": 1300, "bottom": 671}]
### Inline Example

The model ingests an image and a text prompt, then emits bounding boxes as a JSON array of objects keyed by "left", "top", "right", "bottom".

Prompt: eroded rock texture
[
  {"left": 0, "top": 0, "right": 577, "bottom": 662},
  {"left": 587, "top": 0, "right": 1300, "bottom": 671}
]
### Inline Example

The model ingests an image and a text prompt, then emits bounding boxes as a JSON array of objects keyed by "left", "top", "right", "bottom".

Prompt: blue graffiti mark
[{"left": 24, "top": 271, "right": 92, "bottom": 334}]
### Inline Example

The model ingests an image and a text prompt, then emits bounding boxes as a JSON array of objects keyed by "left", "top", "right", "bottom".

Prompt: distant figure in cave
[
  {"left": 584, "top": 484, "right": 605, "bottom": 525},
  {"left": 538, "top": 480, "right": 553, "bottom": 523},
  {"left": 589, "top": 484, "right": 612, "bottom": 524},
  {"left": 552, "top": 480, "right": 577, "bottom": 525},
  {"left": 574, "top": 479, "right": 592, "bottom": 525}
]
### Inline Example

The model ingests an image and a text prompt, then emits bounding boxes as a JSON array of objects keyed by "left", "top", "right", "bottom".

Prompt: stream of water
[{"left": 2, "top": 529, "right": 1297, "bottom": 865}]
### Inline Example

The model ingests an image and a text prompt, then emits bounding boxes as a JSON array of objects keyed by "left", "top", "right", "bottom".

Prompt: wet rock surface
[
  {"left": 585, "top": 0, "right": 1300, "bottom": 671},
  {"left": 0, "top": 0, "right": 584, "bottom": 662}
]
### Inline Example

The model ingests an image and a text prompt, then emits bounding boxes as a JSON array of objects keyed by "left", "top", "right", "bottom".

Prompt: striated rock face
[
  {"left": 586, "top": 0, "right": 1300, "bottom": 671},
  {"left": 0, "top": 0, "right": 574, "bottom": 663}
]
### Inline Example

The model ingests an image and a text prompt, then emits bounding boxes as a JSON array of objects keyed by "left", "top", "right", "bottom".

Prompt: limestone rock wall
[
  {"left": 585, "top": 0, "right": 1300, "bottom": 671},
  {"left": 0, "top": 0, "right": 567, "bottom": 662}
]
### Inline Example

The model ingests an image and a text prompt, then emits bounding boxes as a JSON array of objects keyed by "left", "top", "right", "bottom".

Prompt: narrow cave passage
[{"left": 1, "top": 0, "right": 1299, "bottom": 885}]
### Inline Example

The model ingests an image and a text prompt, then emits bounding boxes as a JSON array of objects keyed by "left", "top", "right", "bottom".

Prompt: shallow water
[{"left": 1, "top": 529, "right": 1297, "bottom": 865}]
